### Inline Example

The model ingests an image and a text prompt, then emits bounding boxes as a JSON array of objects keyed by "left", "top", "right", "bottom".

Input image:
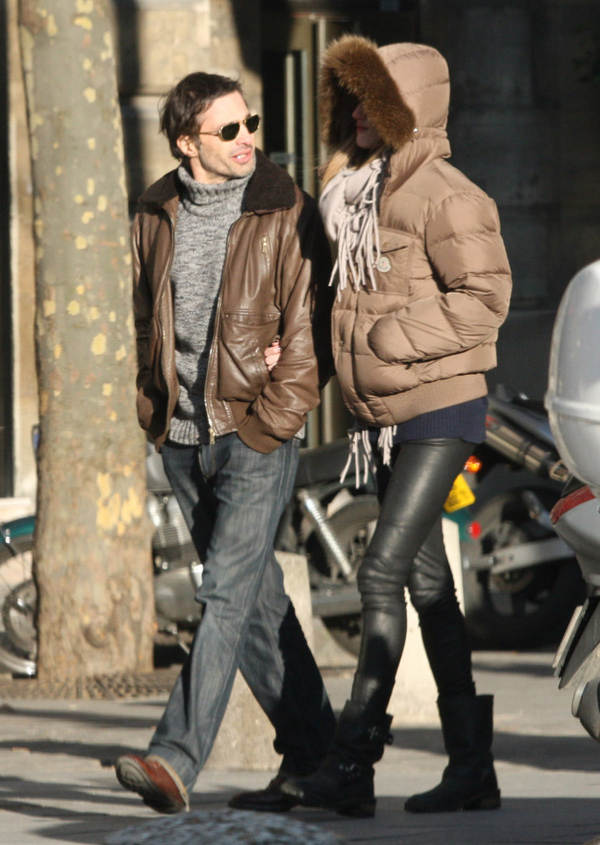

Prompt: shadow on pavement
[
  {"left": 0, "top": 702, "right": 164, "bottom": 730},
  {"left": 1, "top": 722, "right": 598, "bottom": 772},
  {"left": 392, "top": 727, "right": 600, "bottom": 772},
  {"left": 472, "top": 653, "right": 557, "bottom": 678},
  {"left": 4, "top": 792, "right": 600, "bottom": 845}
]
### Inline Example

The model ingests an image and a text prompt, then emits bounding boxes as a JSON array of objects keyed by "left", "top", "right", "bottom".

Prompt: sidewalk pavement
[{"left": 1, "top": 649, "right": 600, "bottom": 845}]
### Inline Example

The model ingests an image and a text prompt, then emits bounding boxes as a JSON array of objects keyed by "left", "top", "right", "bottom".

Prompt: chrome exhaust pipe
[{"left": 485, "top": 417, "right": 569, "bottom": 482}]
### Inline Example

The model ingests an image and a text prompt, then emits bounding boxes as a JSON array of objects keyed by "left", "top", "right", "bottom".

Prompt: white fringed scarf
[
  {"left": 320, "top": 156, "right": 398, "bottom": 483},
  {"left": 319, "top": 156, "right": 388, "bottom": 293}
]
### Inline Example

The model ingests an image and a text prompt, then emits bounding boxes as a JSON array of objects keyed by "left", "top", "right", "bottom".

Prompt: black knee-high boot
[
  {"left": 282, "top": 508, "right": 410, "bottom": 818},
  {"left": 281, "top": 606, "right": 398, "bottom": 818},
  {"left": 280, "top": 699, "right": 393, "bottom": 817},
  {"left": 404, "top": 694, "right": 501, "bottom": 813}
]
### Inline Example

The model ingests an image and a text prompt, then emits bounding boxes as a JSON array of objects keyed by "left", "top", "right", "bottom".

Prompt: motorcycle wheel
[
  {"left": 0, "top": 530, "right": 37, "bottom": 676},
  {"left": 0, "top": 519, "right": 194, "bottom": 677},
  {"left": 461, "top": 489, "right": 585, "bottom": 650},
  {"left": 309, "top": 495, "right": 380, "bottom": 657}
]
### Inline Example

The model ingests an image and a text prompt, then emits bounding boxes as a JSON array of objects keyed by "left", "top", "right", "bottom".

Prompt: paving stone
[{"left": 104, "top": 809, "right": 346, "bottom": 845}]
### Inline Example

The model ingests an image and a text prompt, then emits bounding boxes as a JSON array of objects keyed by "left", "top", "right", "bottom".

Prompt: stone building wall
[
  {"left": 420, "top": 1, "right": 600, "bottom": 397},
  {"left": 422, "top": 0, "right": 600, "bottom": 311},
  {"left": 113, "top": 0, "right": 262, "bottom": 203}
]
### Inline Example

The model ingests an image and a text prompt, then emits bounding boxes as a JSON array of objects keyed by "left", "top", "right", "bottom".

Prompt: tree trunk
[{"left": 19, "top": 0, "right": 155, "bottom": 680}]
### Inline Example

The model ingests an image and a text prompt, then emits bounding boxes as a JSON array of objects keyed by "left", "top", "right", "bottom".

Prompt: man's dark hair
[{"left": 159, "top": 72, "right": 244, "bottom": 160}]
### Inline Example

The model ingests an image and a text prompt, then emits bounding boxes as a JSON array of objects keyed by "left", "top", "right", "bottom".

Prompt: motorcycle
[
  {"left": 545, "top": 258, "right": 600, "bottom": 741},
  {"left": 458, "top": 389, "right": 585, "bottom": 650},
  {"left": 298, "top": 390, "right": 586, "bottom": 655},
  {"left": 1, "top": 385, "right": 585, "bottom": 676},
  {"left": 0, "top": 437, "right": 377, "bottom": 677}
]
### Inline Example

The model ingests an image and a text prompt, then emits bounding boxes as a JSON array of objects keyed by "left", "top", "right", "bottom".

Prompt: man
[{"left": 115, "top": 72, "right": 335, "bottom": 814}]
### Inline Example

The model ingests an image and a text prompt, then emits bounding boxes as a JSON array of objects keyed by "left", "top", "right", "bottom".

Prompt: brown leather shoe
[
  {"left": 115, "top": 754, "right": 189, "bottom": 814},
  {"left": 228, "top": 774, "right": 299, "bottom": 813}
]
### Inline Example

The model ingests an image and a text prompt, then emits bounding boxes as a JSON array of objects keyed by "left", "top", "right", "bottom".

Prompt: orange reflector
[
  {"left": 464, "top": 456, "right": 482, "bottom": 474},
  {"left": 550, "top": 485, "right": 595, "bottom": 524}
]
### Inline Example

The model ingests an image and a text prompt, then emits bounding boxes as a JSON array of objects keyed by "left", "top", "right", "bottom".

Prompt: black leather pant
[{"left": 352, "top": 438, "right": 476, "bottom": 714}]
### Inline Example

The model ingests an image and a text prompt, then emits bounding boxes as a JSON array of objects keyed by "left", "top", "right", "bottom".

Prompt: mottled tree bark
[{"left": 19, "top": 0, "right": 154, "bottom": 679}]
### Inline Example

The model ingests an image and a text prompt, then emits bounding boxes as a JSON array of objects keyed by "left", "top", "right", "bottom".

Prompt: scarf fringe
[
  {"left": 340, "top": 423, "right": 374, "bottom": 488},
  {"left": 328, "top": 156, "right": 387, "bottom": 296},
  {"left": 377, "top": 425, "right": 397, "bottom": 468},
  {"left": 339, "top": 422, "right": 398, "bottom": 487}
]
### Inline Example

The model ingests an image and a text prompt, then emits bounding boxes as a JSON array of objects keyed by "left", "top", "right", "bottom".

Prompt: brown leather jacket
[{"left": 132, "top": 150, "right": 333, "bottom": 452}]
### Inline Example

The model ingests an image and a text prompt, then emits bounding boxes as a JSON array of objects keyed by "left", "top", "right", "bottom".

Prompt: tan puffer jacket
[{"left": 320, "top": 37, "right": 512, "bottom": 426}]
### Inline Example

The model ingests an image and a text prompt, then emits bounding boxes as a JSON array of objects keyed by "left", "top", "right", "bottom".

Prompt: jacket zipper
[
  {"left": 205, "top": 215, "right": 249, "bottom": 441},
  {"left": 205, "top": 291, "right": 221, "bottom": 444}
]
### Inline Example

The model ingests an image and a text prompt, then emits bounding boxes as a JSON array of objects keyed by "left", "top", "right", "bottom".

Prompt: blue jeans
[{"left": 149, "top": 434, "right": 335, "bottom": 790}]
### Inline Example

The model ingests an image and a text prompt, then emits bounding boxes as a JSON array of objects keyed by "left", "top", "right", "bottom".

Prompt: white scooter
[{"left": 545, "top": 258, "right": 600, "bottom": 740}]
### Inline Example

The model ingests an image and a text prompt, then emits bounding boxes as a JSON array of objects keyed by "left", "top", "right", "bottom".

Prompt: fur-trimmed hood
[{"left": 320, "top": 36, "right": 450, "bottom": 152}]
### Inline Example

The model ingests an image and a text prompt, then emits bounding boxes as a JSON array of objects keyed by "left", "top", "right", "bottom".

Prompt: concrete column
[
  {"left": 204, "top": 521, "right": 465, "bottom": 765},
  {"left": 205, "top": 551, "right": 313, "bottom": 771},
  {"left": 388, "top": 518, "right": 464, "bottom": 726}
]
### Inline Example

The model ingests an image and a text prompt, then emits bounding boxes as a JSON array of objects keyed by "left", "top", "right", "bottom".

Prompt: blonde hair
[{"left": 320, "top": 138, "right": 389, "bottom": 188}]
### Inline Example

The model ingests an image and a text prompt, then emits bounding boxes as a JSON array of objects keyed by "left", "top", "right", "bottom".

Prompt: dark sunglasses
[{"left": 198, "top": 114, "right": 261, "bottom": 142}]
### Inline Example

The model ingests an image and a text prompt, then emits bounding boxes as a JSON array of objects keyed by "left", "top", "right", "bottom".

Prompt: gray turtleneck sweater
[{"left": 168, "top": 164, "right": 253, "bottom": 445}]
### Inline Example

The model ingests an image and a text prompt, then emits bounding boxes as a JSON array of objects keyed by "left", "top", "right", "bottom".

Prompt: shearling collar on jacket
[
  {"left": 320, "top": 36, "right": 450, "bottom": 153},
  {"left": 139, "top": 148, "right": 296, "bottom": 215}
]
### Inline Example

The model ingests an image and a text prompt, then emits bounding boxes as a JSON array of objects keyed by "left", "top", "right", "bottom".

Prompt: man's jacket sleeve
[
  {"left": 236, "top": 194, "right": 334, "bottom": 452},
  {"left": 131, "top": 212, "right": 167, "bottom": 436}
]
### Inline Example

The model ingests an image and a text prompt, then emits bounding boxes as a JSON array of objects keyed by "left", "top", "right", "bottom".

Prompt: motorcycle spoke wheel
[
  {"left": 462, "top": 489, "right": 585, "bottom": 650},
  {"left": 0, "top": 533, "right": 37, "bottom": 676}
]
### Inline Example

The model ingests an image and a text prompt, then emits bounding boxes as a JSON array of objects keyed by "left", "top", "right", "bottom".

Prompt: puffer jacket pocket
[
  {"left": 371, "top": 228, "right": 413, "bottom": 293},
  {"left": 217, "top": 310, "right": 281, "bottom": 401}
]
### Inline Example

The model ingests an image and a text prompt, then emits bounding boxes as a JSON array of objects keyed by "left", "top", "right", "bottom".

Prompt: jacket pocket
[
  {"left": 372, "top": 228, "right": 413, "bottom": 294},
  {"left": 218, "top": 310, "right": 281, "bottom": 401}
]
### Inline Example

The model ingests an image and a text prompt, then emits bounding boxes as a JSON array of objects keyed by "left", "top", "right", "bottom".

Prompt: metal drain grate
[{"left": 0, "top": 666, "right": 180, "bottom": 699}]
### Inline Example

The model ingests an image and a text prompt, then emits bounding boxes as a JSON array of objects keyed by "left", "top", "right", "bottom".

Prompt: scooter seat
[{"left": 294, "top": 439, "right": 350, "bottom": 488}]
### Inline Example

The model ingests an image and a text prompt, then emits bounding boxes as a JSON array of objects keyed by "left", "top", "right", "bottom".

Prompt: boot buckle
[
  {"left": 338, "top": 761, "right": 362, "bottom": 781},
  {"left": 366, "top": 726, "right": 394, "bottom": 746}
]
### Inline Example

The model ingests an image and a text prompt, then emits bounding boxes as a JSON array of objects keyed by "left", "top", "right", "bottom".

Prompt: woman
[{"left": 279, "top": 37, "right": 512, "bottom": 818}]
